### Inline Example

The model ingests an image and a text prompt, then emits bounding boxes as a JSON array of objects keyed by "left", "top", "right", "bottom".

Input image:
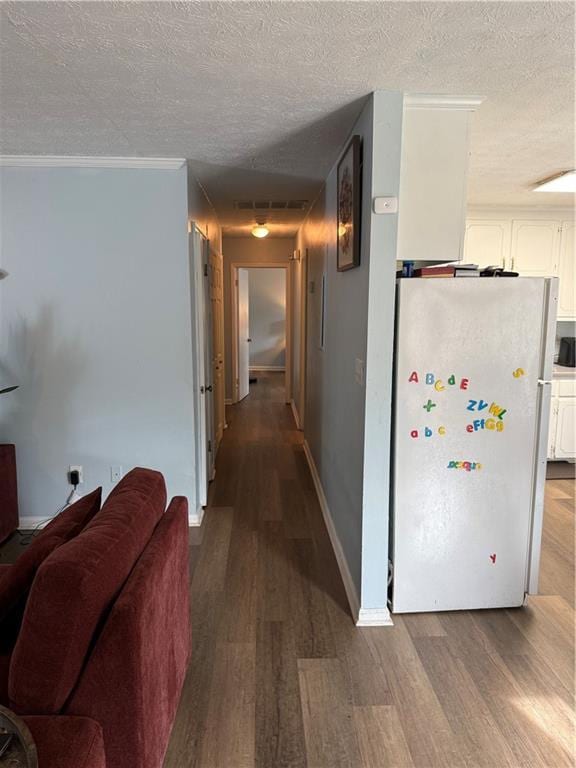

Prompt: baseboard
[
  {"left": 302, "top": 440, "right": 360, "bottom": 623},
  {"left": 290, "top": 399, "right": 302, "bottom": 430},
  {"left": 249, "top": 366, "right": 286, "bottom": 371},
  {"left": 356, "top": 607, "right": 393, "bottom": 626},
  {"left": 188, "top": 506, "right": 205, "bottom": 527},
  {"left": 225, "top": 398, "right": 233, "bottom": 405}
]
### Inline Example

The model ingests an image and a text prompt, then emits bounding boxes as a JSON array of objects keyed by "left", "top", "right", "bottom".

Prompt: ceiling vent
[{"left": 233, "top": 200, "right": 309, "bottom": 211}]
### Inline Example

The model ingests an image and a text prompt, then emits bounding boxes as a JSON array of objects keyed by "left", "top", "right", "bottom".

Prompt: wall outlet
[
  {"left": 355, "top": 358, "right": 365, "bottom": 386},
  {"left": 110, "top": 465, "right": 123, "bottom": 483},
  {"left": 69, "top": 465, "right": 83, "bottom": 484}
]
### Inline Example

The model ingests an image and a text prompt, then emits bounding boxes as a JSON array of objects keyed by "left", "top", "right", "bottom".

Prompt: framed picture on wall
[{"left": 337, "top": 134, "right": 361, "bottom": 271}]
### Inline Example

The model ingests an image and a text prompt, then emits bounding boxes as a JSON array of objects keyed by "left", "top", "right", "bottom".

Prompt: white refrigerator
[{"left": 390, "top": 277, "right": 557, "bottom": 613}]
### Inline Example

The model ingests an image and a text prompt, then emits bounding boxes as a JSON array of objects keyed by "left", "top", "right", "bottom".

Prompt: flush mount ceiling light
[
  {"left": 533, "top": 170, "right": 576, "bottom": 193},
  {"left": 251, "top": 223, "right": 269, "bottom": 238}
]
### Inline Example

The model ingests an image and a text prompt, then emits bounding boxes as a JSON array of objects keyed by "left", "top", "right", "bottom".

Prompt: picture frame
[{"left": 337, "top": 134, "right": 361, "bottom": 271}]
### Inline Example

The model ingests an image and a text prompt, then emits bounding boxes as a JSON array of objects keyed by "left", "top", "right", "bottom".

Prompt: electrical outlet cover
[
  {"left": 69, "top": 465, "right": 83, "bottom": 484},
  {"left": 110, "top": 465, "right": 123, "bottom": 483}
]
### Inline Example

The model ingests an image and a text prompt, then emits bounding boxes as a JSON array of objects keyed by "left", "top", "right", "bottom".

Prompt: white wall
[
  {"left": 248, "top": 268, "right": 286, "bottom": 369},
  {"left": 222, "top": 237, "right": 293, "bottom": 399},
  {"left": 296, "top": 92, "right": 404, "bottom": 615},
  {"left": 0, "top": 164, "right": 204, "bottom": 522}
]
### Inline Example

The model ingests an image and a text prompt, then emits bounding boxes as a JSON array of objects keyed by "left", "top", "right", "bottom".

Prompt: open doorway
[{"left": 231, "top": 263, "right": 291, "bottom": 404}]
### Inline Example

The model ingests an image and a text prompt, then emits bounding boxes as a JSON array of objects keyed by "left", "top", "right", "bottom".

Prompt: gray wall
[
  {"left": 296, "top": 92, "right": 404, "bottom": 611},
  {"left": 222, "top": 237, "right": 294, "bottom": 399},
  {"left": 0, "top": 165, "right": 206, "bottom": 521},
  {"left": 248, "top": 268, "right": 286, "bottom": 369}
]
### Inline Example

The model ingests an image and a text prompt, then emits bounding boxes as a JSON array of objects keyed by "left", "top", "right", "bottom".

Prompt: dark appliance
[{"left": 558, "top": 336, "right": 576, "bottom": 368}]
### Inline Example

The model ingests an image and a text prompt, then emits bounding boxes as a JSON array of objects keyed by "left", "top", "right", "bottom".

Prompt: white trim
[
  {"left": 225, "top": 398, "right": 233, "bottom": 405},
  {"left": 356, "top": 607, "right": 394, "bottom": 627},
  {"left": 188, "top": 506, "right": 205, "bottom": 527},
  {"left": 290, "top": 399, "right": 301, "bottom": 430},
  {"left": 405, "top": 94, "right": 484, "bottom": 111},
  {"left": 0, "top": 155, "right": 186, "bottom": 170},
  {"left": 19, "top": 516, "right": 51, "bottom": 529},
  {"left": 302, "top": 440, "right": 360, "bottom": 623},
  {"left": 249, "top": 365, "right": 286, "bottom": 372}
]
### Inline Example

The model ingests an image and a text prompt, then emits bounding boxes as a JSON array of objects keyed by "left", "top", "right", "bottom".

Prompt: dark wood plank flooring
[{"left": 164, "top": 372, "right": 575, "bottom": 767}]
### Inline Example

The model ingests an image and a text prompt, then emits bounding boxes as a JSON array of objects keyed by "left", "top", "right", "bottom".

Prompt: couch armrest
[
  {"left": 22, "top": 715, "right": 106, "bottom": 768},
  {"left": 66, "top": 497, "right": 191, "bottom": 768}
]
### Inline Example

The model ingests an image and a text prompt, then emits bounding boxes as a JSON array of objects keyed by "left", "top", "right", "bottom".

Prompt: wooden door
[
  {"left": 209, "top": 247, "right": 225, "bottom": 449},
  {"left": 510, "top": 220, "right": 560, "bottom": 276}
]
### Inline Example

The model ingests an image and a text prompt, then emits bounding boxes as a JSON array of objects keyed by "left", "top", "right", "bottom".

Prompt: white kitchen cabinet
[
  {"left": 548, "top": 398, "right": 558, "bottom": 460},
  {"left": 557, "top": 221, "right": 575, "bottom": 320},
  {"left": 554, "top": 398, "right": 576, "bottom": 460},
  {"left": 510, "top": 220, "right": 560, "bottom": 276},
  {"left": 463, "top": 220, "right": 511, "bottom": 268},
  {"left": 397, "top": 101, "right": 478, "bottom": 264}
]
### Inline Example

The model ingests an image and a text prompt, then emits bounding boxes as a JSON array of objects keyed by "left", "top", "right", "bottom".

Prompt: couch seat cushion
[
  {"left": 23, "top": 715, "right": 106, "bottom": 768},
  {"left": 0, "top": 488, "right": 102, "bottom": 624}
]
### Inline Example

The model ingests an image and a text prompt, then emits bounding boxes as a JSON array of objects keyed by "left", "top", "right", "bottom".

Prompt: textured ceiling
[{"left": 1, "top": 1, "right": 574, "bottom": 236}]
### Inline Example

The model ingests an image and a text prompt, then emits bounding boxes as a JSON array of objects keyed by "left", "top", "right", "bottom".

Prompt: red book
[{"left": 413, "top": 265, "right": 455, "bottom": 278}]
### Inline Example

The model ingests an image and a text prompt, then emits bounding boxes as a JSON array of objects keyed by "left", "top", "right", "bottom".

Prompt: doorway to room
[{"left": 231, "top": 264, "right": 291, "bottom": 403}]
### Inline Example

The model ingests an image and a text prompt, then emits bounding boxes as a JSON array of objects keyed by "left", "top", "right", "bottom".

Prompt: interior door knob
[{"left": 205, "top": 385, "right": 213, "bottom": 392}]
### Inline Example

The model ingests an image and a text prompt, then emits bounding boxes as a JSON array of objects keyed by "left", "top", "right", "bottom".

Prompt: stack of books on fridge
[{"left": 413, "top": 263, "right": 480, "bottom": 278}]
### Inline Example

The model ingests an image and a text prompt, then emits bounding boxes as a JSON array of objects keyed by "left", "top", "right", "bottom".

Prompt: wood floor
[{"left": 164, "top": 372, "right": 575, "bottom": 768}]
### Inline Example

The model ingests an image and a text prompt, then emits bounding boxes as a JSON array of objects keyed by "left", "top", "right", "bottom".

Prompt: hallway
[{"left": 164, "top": 372, "right": 575, "bottom": 768}]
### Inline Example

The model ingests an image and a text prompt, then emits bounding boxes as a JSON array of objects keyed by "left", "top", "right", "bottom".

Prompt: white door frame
[
  {"left": 190, "top": 223, "right": 212, "bottom": 510},
  {"left": 230, "top": 261, "right": 292, "bottom": 404}
]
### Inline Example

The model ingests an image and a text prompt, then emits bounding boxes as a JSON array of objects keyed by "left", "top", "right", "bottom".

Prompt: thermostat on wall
[{"left": 373, "top": 196, "right": 398, "bottom": 214}]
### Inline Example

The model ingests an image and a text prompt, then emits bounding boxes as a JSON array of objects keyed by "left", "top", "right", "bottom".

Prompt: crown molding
[
  {"left": 0, "top": 155, "right": 186, "bottom": 170},
  {"left": 405, "top": 94, "right": 484, "bottom": 111}
]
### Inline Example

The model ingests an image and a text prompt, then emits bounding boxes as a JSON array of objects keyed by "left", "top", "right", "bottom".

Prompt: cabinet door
[
  {"left": 510, "top": 220, "right": 560, "bottom": 276},
  {"left": 548, "top": 398, "right": 558, "bottom": 459},
  {"left": 554, "top": 398, "right": 576, "bottom": 459},
  {"left": 463, "top": 220, "right": 511, "bottom": 268},
  {"left": 557, "top": 221, "right": 575, "bottom": 320}
]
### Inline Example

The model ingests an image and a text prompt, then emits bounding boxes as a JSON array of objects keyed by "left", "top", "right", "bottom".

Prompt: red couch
[
  {"left": 0, "top": 468, "right": 191, "bottom": 768},
  {"left": 0, "top": 444, "right": 19, "bottom": 543}
]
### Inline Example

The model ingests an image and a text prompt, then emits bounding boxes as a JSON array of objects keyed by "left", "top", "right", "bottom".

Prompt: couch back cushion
[
  {"left": 8, "top": 468, "right": 166, "bottom": 715},
  {"left": 0, "top": 488, "right": 102, "bottom": 625}
]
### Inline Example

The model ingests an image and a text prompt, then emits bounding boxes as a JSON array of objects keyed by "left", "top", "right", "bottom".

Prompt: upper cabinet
[
  {"left": 463, "top": 220, "right": 511, "bottom": 269},
  {"left": 558, "top": 221, "right": 575, "bottom": 320},
  {"left": 464, "top": 215, "right": 574, "bottom": 320},
  {"left": 397, "top": 97, "right": 481, "bottom": 264},
  {"left": 510, "top": 220, "right": 560, "bottom": 276}
]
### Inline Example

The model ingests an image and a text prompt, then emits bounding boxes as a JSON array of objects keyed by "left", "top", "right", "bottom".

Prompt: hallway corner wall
[{"left": 296, "top": 91, "right": 404, "bottom": 619}]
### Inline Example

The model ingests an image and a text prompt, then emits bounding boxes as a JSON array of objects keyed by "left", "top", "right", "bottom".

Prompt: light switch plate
[{"left": 373, "top": 196, "right": 398, "bottom": 214}]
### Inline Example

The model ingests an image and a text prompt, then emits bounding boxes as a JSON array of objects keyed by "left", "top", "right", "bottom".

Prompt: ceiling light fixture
[
  {"left": 533, "top": 170, "right": 576, "bottom": 193},
  {"left": 251, "top": 223, "right": 269, "bottom": 238}
]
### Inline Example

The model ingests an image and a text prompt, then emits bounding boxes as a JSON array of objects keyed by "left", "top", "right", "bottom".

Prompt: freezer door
[{"left": 391, "top": 278, "right": 548, "bottom": 613}]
